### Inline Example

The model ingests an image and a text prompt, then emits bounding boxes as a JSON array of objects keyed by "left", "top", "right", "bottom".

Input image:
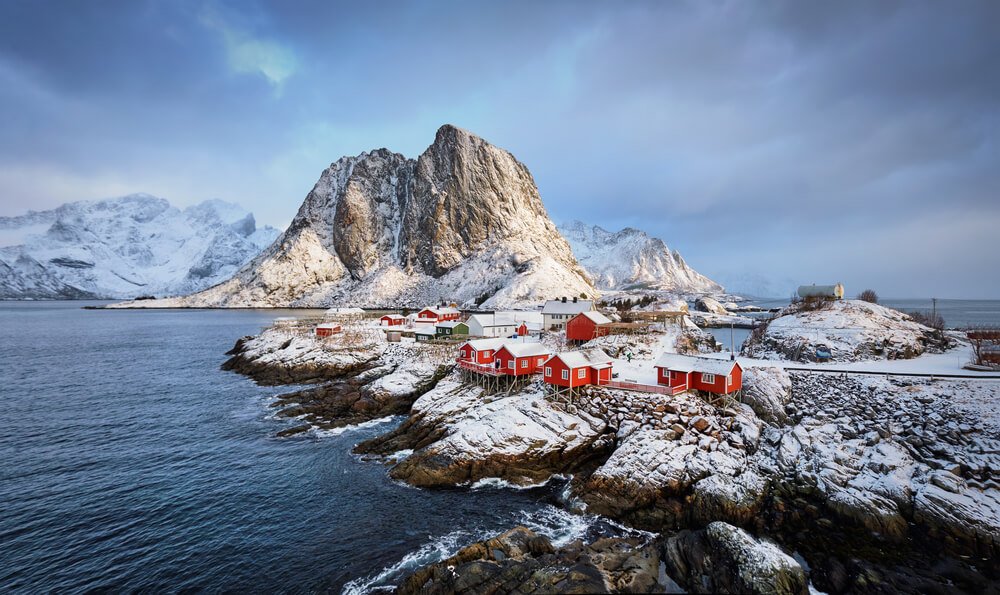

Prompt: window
[
  {"left": 702, "top": 373, "right": 716, "bottom": 383},
  {"left": 561, "top": 370, "right": 569, "bottom": 380},
  {"left": 578, "top": 369, "right": 586, "bottom": 379},
  {"left": 484, "top": 350, "right": 492, "bottom": 357},
  {"left": 508, "top": 360, "right": 514, "bottom": 369},
  {"left": 521, "top": 360, "right": 528, "bottom": 368},
  {"left": 545, "top": 367, "right": 552, "bottom": 377}
]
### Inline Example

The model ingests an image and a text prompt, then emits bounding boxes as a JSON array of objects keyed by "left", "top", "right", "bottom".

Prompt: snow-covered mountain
[
  {"left": 558, "top": 221, "right": 722, "bottom": 294},
  {"left": 0, "top": 194, "right": 279, "bottom": 299},
  {"left": 120, "top": 125, "right": 596, "bottom": 309}
]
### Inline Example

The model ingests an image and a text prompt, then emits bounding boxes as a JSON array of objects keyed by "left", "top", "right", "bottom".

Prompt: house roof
[
  {"left": 422, "top": 306, "right": 461, "bottom": 315},
  {"left": 548, "top": 349, "right": 613, "bottom": 370},
  {"left": 381, "top": 314, "right": 405, "bottom": 320},
  {"left": 542, "top": 299, "right": 595, "bottom": 315},
  {"left": 413, "top": 325, "right": 437, "bottom": 336},
  {"left": 498, "top": 343, "right": 551, "bottom": 358},
  {"left": 316, "top": 323, "right": 341, "bottom": 329},
  {"left": 574, "top": 311, "right": 612, "bottom": 325},
  {"left": 654, "top": 353, "right": 741, "bottom": 375},
  {"left": 468, "top": 313, "right": 517, "bottom": 327},
  {"left": 461, "top": 338, "right": 507, "bottom": 352},
  {"left": 436, "top": 320, "right": 468, "bottom": 329}
]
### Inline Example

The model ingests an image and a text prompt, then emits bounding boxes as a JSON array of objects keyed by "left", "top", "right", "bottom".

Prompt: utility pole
[
  {"left": 932, "top": 297, "right": 937, "bottom": 319},
  {"left": 730, "top": 322, "right": 735, "bottom": 361}
]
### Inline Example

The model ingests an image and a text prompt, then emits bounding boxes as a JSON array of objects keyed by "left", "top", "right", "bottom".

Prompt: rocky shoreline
[{"left": 224, "top": 324, "right": 999, "bottom": 593}]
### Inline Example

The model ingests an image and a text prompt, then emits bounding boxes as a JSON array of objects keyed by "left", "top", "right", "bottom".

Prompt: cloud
[{"left": 199, "top": 7, "right": 296, "bottom": 87}]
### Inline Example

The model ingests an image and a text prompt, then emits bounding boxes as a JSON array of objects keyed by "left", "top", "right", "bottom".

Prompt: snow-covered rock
[
  {"left": 743, "top": 299, "right": 952, "bottom": 362},
  {"left": 741, "top": 367, "right": 793, "bottom": 425},
  {"left": 120, "top": 125, "right": 596, "bottom": 309},
  {"left": 695, "top": 296, "right": 729, "bottom": 315},
  {"left": 0, "top": 194, "right": 278, "bottom": 299},
  {"left": 357, "top": 376, "right": 611, "bottom": 487},
  {"left": 559, "top": 220, "right": 722, "bottom": 293}
]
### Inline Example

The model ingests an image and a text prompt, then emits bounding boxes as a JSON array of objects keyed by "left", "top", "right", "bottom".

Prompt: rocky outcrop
[
  {"left": 222, "top": 329, "right": 384, "bottom": 385},
  {"left": 397, "top": 526, "right": 663, "bottom": 594},
  {"left": 559, "top": 220, "right": 722, "bottom": 293},
  {"left": 695, "top": 296, "right": 729, "bottom": 315},
  {"left": 121, "top": 125, "right": 596, "bottom": 309},
  {"left": 740, "top": 367, "right": 793, "bottom": 425},
  {"left": 743, "top": 299, "right": 953, "bottom": 362},
  {"left": 662, "top": 522, "right": 808, "bottom": 595},
  {"left": 356, "top": 377, "right": 613, "bottom": 487}
]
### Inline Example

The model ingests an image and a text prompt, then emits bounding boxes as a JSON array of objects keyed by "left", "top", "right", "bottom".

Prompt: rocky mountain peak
[{"left": 133, "top": 126, "right": 595, "bottom": 308}]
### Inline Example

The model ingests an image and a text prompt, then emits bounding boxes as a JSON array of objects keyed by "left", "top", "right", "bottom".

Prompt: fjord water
[{"left": 0, "top": 303, "right": 605, "bottom": 593}]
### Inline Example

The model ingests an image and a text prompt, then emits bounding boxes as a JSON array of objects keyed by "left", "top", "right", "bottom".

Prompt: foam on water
[{"left": 312, "top": 415, "right": 399, "bottom": 438}]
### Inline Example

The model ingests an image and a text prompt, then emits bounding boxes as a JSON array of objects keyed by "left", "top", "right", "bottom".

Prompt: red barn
[
  {"left": 418, "top": 306, "right": 461, "bottom": 322},
  {"left": 542, "top": 349, "right": 613, "bottom": 389},
  {"left": 565, "top": 311, "right": 613, "bottom": 342},
  {"left": 654, "top": 354, "right": 743, "bottom": 395},
  {"left": 380, "top": 314, "right": 405, "bottom": 326},
  {"left": 315, "top": 323, "right": 342, "bottom": 338},
  {"left": 495, "top": 343, "right": 552, "bottom": 376},
  {"left": 456, "top": 338, "right": 507, "bottom": 365}
]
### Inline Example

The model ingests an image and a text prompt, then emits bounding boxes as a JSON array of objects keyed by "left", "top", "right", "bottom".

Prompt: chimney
[
  {"left": 562, "top": 297, "right": 567, "bottom": 303},
  {"left": 573, "top": 297, "right": 578, "bottom": 303}
]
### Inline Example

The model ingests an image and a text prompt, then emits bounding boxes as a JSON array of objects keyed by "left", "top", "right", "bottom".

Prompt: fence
[{"left": 595, "top": 378, "right": 676, "bottom": 395}]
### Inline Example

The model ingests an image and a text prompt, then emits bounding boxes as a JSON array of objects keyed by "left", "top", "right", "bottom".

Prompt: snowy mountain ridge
[
  {"left": 558, "top": 220, "right": 722, "bottom": 294},
  {"left": 118, "top": 125, "right": 596, "bottom": 309},
  {"left": 0, "top": 194, "right": 279, "bottom": 299}
]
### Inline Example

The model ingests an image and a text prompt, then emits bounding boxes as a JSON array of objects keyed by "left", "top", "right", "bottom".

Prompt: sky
[{"left": 0, "top": 0, "right": 997, "bottom": 298}]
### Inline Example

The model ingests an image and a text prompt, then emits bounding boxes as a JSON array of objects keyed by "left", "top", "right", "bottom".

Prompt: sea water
[{"left": 0, "top": 302, "right": 626, "bottom": 592}]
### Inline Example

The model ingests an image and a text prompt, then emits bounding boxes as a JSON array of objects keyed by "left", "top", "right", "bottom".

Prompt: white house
[
  {"left": 542, "top": 298, "right": 595, "bottom": 331},
  {"left": 466, "top": 313, "right": 518, "bottom": 337}
]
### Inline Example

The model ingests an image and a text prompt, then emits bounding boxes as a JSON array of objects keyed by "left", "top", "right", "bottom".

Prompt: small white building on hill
[
  {"left": 542, "top": 298, "right": 595, "bottom": 331},
  {"left": 467, "top": 313, "right": 518, "bottom": 337}
]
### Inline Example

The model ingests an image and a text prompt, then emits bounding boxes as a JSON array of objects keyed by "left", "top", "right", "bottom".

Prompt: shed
[
  {"left": 653, "top": 354, "right": 742, "bottom": 395},
  {"left": 565, "top": 311, "right": 613, "bottom": 342},
  {"left": 380, "top": 314, "right": 405, "bottom": 326},
  {"left": 413, "top": 326, "right": 437, "bottom": 342},
  {"left": 436, "top": 320, "right": 469, "bottom": 338},
  {"left": 315, "top": 323, "right": 342, "bottom": 338},
  {"left": 495, "top": 343, "right": 552, "bottom": 376},
  {"left": 543, "top": 349, "right": 613, "bottom": 389}
]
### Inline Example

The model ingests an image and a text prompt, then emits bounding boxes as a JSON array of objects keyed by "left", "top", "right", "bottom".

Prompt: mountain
[
  {"left": 124, "top": 125, "right": 596, "bottom": 309},
  {"left": 0, "top": 194, "right": 279, "bottom": 299},
  {"left": 558, "top": 221, "right": 722, "bottom": 294}
]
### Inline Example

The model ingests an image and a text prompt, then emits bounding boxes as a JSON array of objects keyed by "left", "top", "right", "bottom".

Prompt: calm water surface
[{"left": 0, "top": 302, "right": 615, "bottom": 593}]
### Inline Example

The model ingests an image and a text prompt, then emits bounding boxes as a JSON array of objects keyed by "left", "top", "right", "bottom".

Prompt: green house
[{"left": 436, "top": 320, "right": 469, "bottom": 338}]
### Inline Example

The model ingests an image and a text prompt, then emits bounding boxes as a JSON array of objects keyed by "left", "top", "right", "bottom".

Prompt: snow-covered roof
[
  {"left": 436, "top": 320, "right": 468, "bottom": 329},
  {"left": 316, "top": 323, "right": 341, "bottom": 329},
  {"left": 576, "top": 311, "right": 612, "bottom": 325},
  {"left": 413, "top": 325, "right": 437, "bottom": 336},
  {"left": 542, "top": 299, "right": 595, "bottom": 315},
  {"left": 461, "top": 338, "right": 507, "bottom": 352},
  {"left": 498, "top": 343, "right": 552, "bottom": 358},
  {"left": 381, "top": 314, "right": 405, "bottom": 319},
  {"left": 654, "top": 353, "right": 740, "bottom": 375},
  {"left": 413, "top": 317, "right": 438, "bottom": 324},
  {"left": 468, "top": 313, "right": 517, "bottom": 327},
  {"left": 422, "top": 306, "right": 461, "bottom": 315},
  {"left": 549, "top": 349, "right": 613, "bottom": 370}
]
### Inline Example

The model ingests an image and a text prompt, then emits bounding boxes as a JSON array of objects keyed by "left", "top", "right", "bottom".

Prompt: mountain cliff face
[
  {"left": 559, "top": 221, "right": 722, "bottom": 294},
  {"left": 136, "top": 125, "right": 596, "bottom": 308},
  {"left": 0, "top": 195, "right": 279, "bottom": 299}
]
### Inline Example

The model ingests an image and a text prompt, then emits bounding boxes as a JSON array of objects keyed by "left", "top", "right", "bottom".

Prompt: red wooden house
[
  {"left": 495, "top": 343, "right": 552, "bottom": 376},
  {"left": 543, "top": 349, "right": 613, "bottom": 389},
  {"left": 418, "top": 306, "right": 461, "bottom": 322},
  {"left": 565, "top": 311, "right": 613, "bottom": 342},
  {"left": 654, "top": 354, "right": 743, "bottom": 395},
  {"left": 456, "top": 338, "right": 507, "bottom": 365},
  {"left": 380, "top": 314, "right": 405, "bottom": 326},
  {"left": 315, "top": 323, "right": 342, "bottom": 338}
]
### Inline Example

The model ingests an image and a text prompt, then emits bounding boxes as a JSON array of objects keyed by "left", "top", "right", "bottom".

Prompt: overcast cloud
[{"left": 0, "top": 0, "right": 996, "bottom": 297}]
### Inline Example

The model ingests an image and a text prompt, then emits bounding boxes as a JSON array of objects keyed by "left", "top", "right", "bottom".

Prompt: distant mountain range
[
  {"left": 0, "top": 194, "right": 279, "bottom": 299},
  {"left": 558, "top": 221, "right": 722, "bottom": 294}
]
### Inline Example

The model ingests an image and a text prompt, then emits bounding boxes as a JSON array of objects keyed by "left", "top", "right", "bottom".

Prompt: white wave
[
  {"left": 468, "top": 476, "right": 551, "bottom": 490},
  {"left": 514, "top": 505, "right": 597, "bottom": 547},
  {"left": 341, "top": 528, "right": 491, "bottom": 595},
  {"left": 312, "top": 415, "right": 399, "bottom": 438},
  {"left": 387, "top": 448, "right": 413, "bottom": 461}
]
